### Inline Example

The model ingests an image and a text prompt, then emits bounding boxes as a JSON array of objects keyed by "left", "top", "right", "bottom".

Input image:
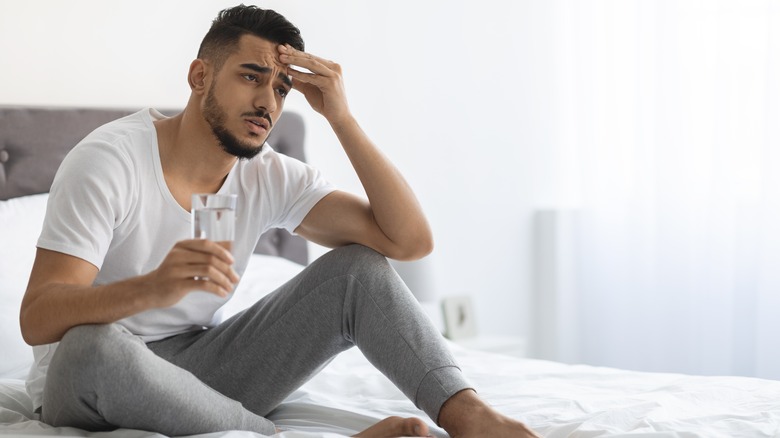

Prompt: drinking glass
[{"left": 191, "top": 193, "right": 237, "bottom": 250}]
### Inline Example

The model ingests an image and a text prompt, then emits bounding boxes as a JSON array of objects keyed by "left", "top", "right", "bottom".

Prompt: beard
[{"left": 202, "top": 85, "right": 266, "bottom": 160}]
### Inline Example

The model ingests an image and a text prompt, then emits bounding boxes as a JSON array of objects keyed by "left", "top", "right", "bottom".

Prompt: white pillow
[{"left": 0, "top": 193, "right": 48, "bottom": 378}]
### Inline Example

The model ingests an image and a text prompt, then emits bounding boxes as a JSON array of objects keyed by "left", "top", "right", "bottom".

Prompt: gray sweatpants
[{"left": 41, "top": 245, "right": 470, "bottom": 436}]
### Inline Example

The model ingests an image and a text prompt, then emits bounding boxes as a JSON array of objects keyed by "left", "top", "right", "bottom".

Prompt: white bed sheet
[
  {"left": 2, "top": 253, "right": 780, "bottom": 437},
  {"left": 3, "top": 344, "right": 780, "bottom": 437}
]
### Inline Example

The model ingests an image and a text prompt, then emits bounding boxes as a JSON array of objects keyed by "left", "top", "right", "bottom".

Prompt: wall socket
[{"left": 442, "top": 295, "right": 478, "bottom": 340}]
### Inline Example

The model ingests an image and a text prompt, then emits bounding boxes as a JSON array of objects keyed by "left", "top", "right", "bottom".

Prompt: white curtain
[{"left": 540, "top": 0, "right": 780, "bottom": 379}]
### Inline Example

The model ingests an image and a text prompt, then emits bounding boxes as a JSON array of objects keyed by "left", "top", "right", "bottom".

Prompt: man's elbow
[
  {"left": 393, "top": 234, "right": 434, "bottom": 261},
  {"left": 19, "top": 305, "right": 50, "bottom": 346},
  {"left": 416, "top": 235, "right": 435, "bottom": 259},
  {"left": 19, "top": 312, "right": 39, "bottom": 346}
]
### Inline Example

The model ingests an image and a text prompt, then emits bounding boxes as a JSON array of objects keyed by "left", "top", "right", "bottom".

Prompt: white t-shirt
[{"left": 27, "top": 108, "right": 335, "bottom": 409}]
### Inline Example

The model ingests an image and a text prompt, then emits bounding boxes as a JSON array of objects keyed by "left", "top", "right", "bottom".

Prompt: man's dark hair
[{"left": 198, "top": 4, "right": 304, "bottom": 70}]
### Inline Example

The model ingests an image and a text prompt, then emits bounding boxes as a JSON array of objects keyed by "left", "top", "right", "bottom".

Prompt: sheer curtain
[{"left": 539, "top": 0, "right": 780, "bottom": 379}]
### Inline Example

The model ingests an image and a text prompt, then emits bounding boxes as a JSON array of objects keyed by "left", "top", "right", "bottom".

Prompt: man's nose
[{"left": 253, "top": 84, "right": 277, "bottom": 114}]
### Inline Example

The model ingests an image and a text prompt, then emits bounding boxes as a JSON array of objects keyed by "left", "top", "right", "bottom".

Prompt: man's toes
[
  {"left": 352, "top": 416, "right": 430, "bottom": 437},
  {"left": 402, "top": 417, "right": 429, "bottom": 436}
]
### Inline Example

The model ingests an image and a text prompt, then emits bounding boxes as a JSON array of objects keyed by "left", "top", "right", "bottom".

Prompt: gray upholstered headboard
[{"left": 0, "top": 106, "right": 309, "bottom": 265}]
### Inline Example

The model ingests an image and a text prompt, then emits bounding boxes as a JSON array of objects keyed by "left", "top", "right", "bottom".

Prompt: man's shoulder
[
  {"left": 66, "top": 109, "right": 155, "bottom": 167},
  {"left": 83, "top": 109, "right": 153, "bottom": 146},
  {"left": 54, "top": 110, "right": 157, "bottom": 190}
]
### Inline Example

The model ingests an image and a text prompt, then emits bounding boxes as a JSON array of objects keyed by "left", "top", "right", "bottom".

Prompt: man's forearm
[
  {"left": 329, "top": 115, "right": 434, "bottom": 258},
  {"left": 20, "top": 276, "right": 155, "bottom": 346},
  {"left": 280, "top": 43, "right": 433, "bottom": 259},
  {"left": 21, "top": 240, "right": 236, "bottom": 346}
]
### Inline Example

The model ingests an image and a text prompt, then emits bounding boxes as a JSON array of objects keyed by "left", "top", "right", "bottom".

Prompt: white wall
[{"left": 1, "top": 1, "right": 561, "bottom": 341}]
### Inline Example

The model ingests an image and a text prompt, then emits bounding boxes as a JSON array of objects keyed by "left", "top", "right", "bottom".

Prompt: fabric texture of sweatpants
[{"left": 41, "top": 244, "right": 470, "bottom": 436}]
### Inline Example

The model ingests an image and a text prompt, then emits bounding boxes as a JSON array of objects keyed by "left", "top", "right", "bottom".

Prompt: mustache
[{"left": 242, "top": 110, "right": 273, "bottom": 129}]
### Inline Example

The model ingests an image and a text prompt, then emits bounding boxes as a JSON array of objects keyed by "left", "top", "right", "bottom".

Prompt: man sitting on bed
[{"left": 20, "top": 5, "right": 539, "bottom": 438}]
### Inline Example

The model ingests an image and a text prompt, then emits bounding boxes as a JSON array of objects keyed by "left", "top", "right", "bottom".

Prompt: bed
[{"left": 1, "top": 106, "right": 779, "bottom": 438}]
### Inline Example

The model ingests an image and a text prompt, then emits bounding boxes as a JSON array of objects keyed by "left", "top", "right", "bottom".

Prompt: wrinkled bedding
[
  {"left": 3, "top": 340, "right": 780, "bottom": 437},
  {"left": 2, "top": 255, "right": 779, "bottom": 437}
]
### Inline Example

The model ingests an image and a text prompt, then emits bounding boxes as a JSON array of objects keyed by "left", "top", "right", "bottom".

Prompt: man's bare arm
[
  {"left": 20, "top": 241, "right": 238, "bottom": 346},
  {"left": 280, "top": 45, "right": 433, "bottom": 261}
]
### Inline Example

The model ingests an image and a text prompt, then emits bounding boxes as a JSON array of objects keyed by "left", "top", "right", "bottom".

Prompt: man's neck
[{"left": 154, "top": 110, "right": 237, "bottom": 210}]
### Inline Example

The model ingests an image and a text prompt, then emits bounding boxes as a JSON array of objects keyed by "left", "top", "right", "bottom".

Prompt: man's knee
[
  {"left": 50, "top": 324, "right": 141, "bottom": 383},
  {"left": 319, "top": 245, "right": 417, "bottom": 302},
  {"left": 57, "top": 324, "right": 109, "bottom": 362},
  {"left": 319, "top": 244, "right": 391, "bottom": 276},
  {"left": 62, "top": 323, "right": 130, "bottom": 351},
  {"left": 43, "top": 325, "right": 134, "bottom": 428}
]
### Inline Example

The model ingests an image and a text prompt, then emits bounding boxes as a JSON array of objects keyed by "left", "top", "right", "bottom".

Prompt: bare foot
[
  {"left": 438, "top": 389, "right": 541, "bottom": 438},
  {"left": 352, "top": 416, "right": 431, "bottom": 437}
]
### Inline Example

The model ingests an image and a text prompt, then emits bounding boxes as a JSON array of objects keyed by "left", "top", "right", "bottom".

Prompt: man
[{"left": 20, "top": 5, "right": 539, "bottom": 438}]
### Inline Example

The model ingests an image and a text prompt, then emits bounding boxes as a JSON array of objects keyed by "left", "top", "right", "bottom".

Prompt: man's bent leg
[
  {"left": 148, "top": 244, "right": 471, "bottom": 423},
  {"left": 42, "top": 324, "right": 275, "bottom": 435}
]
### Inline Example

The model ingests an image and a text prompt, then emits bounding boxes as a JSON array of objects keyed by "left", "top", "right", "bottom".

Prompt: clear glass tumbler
[{"left": 191, "top": 193, "right": 237, "bottom": 251}]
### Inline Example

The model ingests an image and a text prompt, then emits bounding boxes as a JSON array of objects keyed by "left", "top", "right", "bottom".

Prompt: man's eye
[
  {"left": 242, "top": 74, "right": 258, "bottom": 82},
  {"left": 276, "top": 87, "right": 289, "bottom": 98}
]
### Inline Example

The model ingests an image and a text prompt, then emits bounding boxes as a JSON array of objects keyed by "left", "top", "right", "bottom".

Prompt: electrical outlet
[{"left": 442, "top": 295, "right": 477, "bottom": 340}]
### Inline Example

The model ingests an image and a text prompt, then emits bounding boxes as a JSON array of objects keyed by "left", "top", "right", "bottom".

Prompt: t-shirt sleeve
[
  {"left": 37, "top": 141, "right": 134, "bottom": 270},
  {"left": 262, "top": 151, "right": 336, "bottom": 235}
]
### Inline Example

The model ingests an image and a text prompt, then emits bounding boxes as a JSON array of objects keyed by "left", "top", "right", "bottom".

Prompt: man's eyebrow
[{"left": 240, "top": 63, "right": 292, "bottom": 87}]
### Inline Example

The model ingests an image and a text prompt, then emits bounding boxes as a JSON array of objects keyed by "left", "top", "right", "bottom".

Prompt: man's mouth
[
  {"left": 245, "top": 117, "right": 270, "bottom": 135},
  {"left": 246, "top": 118, "right": 268, "bottom": 128}
]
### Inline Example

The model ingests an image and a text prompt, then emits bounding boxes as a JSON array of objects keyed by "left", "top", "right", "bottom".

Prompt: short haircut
[{"left": 197, "top": 4, "right": 304, "bottom": 70}]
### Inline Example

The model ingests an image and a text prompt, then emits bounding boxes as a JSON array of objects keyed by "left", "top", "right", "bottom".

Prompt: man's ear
[{"left": 188, "top": 59, "right": 209, "bottom": 93}]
